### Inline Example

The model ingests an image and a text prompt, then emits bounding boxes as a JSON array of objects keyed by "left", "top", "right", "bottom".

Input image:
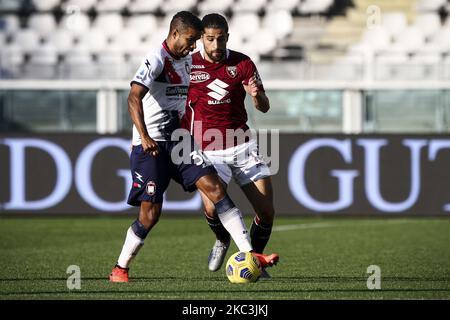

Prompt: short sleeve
[
  {"left": 241, "top": 58, "right": 265, "bottom": 91},
  {"left": 130, "top": 53, "right": 164, "bottom": 89}
]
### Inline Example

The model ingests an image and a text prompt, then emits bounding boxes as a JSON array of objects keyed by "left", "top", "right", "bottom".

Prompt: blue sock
[
  {"left": 131, "top": 219, "right": 150, "bottom": 239},
  {"left": 214, "top": 195, "right": 236, "bottom": 214}
]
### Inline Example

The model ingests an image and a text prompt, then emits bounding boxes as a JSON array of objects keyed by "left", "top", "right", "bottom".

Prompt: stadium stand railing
[{"left": 1, "top": 78, "right": 450, "bottom": 134}]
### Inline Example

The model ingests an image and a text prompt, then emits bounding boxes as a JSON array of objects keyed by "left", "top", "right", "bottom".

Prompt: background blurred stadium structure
[{"left": 0, "top": 0, "right": 450, "bottom": 134}]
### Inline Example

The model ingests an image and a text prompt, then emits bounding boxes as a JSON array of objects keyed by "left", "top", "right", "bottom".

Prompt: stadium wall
[{"left": 1, "top": 133, "right": 450, "bottom": 216}]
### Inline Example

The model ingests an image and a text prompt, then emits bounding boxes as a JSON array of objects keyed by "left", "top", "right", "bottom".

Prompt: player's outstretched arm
[
  {"left": 242, "top": 76, "right": 270, "bottom": 113},
  {"left": 252, "top": 91, "right": 270, "bottom": 113},
  {"left": 128, "top": 83, "right": 160, "bottom": 156}
]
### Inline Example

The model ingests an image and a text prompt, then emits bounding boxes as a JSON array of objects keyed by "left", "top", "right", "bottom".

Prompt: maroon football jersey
[{"left": 181, "top": 50, "right": 264, "bottom": 150}]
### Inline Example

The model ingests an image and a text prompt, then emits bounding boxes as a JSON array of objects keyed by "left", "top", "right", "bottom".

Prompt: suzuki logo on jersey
[{"left": 207, "top": 79, "right": 229, "bottom": 101}]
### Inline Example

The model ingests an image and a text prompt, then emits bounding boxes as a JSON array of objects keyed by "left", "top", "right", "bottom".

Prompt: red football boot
[
  {"left": 253, "top": 252, "right": 280, "bottom": 269},
  {"left": 109, "top": 265, "right": 129, "bottom": 283}
]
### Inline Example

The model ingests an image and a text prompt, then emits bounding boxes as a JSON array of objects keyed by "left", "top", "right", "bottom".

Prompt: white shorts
[{"left": 203, "top": 139, "right": 271, "bottom": 187}]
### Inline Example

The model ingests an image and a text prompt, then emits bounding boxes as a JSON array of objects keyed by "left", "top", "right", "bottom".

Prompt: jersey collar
[{"left": 162, "top": 40, "right": 180, "bottom": 60}]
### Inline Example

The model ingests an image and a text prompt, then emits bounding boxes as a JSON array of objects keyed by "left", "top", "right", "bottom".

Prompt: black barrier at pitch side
[{"left": 1, "top": 133, "right": 450, "bottom": 216}]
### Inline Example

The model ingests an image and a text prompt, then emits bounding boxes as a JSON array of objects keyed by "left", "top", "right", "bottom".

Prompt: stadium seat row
[
  {"left": 350, "top": 12, "right": 450, "bottom": 54},
  {"left": 0, "top": 11, "right": 293, "bottom": 38},
  {"left": 0, "top": 10, "right": 294, "bottom": 66},
  {"left": 0, "top": 0, "right": 339, "bottom": 15},
  {"left": 1, "top": 0, "right": 450, "bottom": 81}
]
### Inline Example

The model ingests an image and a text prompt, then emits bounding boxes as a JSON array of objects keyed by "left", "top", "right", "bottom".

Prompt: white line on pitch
[
  {"left": 273, "top": 222, "right": 337, "bottom": 231},
  {"left": 272, "top": 219, "right": 418, "bottom": 232}
]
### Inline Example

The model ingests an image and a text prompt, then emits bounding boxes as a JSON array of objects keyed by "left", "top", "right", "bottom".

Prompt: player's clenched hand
[
  {"left": 242, "top": 76, "right": 260, "bottom": 97},
  {"left": 142, "top": 136, "right": 159, "bottom": 156}
]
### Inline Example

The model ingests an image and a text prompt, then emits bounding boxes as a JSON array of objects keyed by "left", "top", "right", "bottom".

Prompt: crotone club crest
[
  {"left": 146, "top": 181, "right": 156, "bottom": 195},
  {"left": 226, "top": 66, "right": 237, "bottom": 78}
]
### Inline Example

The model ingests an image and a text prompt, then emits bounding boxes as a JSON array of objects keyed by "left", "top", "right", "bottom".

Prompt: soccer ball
[{"left": 225, "top": 251, "right": 262, "bottom": 283}]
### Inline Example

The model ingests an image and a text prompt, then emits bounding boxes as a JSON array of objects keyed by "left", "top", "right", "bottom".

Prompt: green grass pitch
[{"left": 0, "top": 216, "right": 449, "bottom": 300}]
